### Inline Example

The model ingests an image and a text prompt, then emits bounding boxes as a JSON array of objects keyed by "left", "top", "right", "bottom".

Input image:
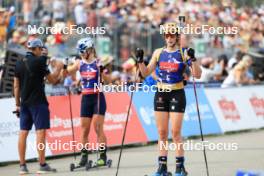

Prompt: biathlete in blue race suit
[
  {"left": 138, "top": 22, "right": 202, "bottom": 176},
  {"left": 65, "top": 37, "right": 111, "bottom": 167}
]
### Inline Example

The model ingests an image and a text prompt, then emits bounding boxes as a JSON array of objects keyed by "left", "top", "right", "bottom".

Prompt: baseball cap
[{"left": 27, "top": 38, "right": 44, "bottom": 48}]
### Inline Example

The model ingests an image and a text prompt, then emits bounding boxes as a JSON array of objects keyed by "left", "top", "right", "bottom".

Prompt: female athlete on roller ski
[
  {"left": 66, "top": 37, "right": 111, "bottom": 167},
  {"left": 137, "top": 22, "right": 202, "bottom": 176}
]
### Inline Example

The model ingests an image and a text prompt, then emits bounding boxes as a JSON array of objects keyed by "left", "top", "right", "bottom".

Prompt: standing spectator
[
  {"left": 23, "top": 0, "right": 32, "bottom": 24},
  {"left": 14, "top": 38, "right": 63, "bottom": 174},
  {"left": 6, "top": 6, "right": 16, "bottom": 41},
  {"left": 0, "top": 7, "right": 8, "bottom": 43},
  {"left": 53, "top": 0, "right": 66, "bottom": 22},
  {"left": 74, "top": 0, "right": 87, "bottom": 28}
]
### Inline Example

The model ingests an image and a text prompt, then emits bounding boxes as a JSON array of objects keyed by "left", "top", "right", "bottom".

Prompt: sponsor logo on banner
[
  {"left": 133, "top": 89, "right": 221, "bottom": 141},
  {"left": 47, "top": 93, "right": 147, "bottom": 155},
  {"left": 183, "top": 88, "right": 221, "bottom": 136},
  {"left": 218, "top": 97, "right": 240, "bottom": 122},
  {"left": 47, "top": 95, "right": 82, "bottom": 155},
  {"left": 250, "top": 95, "right": 264, "bottom": 117},
  {"left": 103, "top": 93, "right": 147, "bottom": 145}
]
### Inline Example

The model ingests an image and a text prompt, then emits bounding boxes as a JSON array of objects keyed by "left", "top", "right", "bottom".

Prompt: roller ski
[
  {"left": 85, "top": 148, "right": 112, "bottom": 170},
  {"left": 70, "top": 149, "right": 88, "bottom": 171},
  {"left": 85, "top": 158, "right": 113, "bottom": 170}
]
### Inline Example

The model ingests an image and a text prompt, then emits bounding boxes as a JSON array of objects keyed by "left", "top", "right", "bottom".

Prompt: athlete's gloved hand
[
  {"left": 135, "top": 48, "right": 144, "bottom": 63},
  {"left": 97, "top": 61, "right": 109, "bottom": 74},
  {"left": 186, "top": 48, "right": 197, "bottom": 66},
  {"left": 99, "top": 65, "right": 105, "bottom": 72},
  {"left": 76, "top": 86, "right": 82, "bottom": 95}
]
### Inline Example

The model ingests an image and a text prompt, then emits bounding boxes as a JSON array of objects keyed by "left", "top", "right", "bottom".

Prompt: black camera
[{"left": 12, "top": 110, "right": 20, "bottom": 117}]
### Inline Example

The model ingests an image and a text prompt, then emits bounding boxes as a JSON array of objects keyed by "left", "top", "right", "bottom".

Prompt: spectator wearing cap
[{"left": 14, "top": 38, "right": 64, "bottom": 174}]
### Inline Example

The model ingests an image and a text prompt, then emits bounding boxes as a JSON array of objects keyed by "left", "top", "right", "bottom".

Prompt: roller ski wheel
[
  {"left": 69, "top": 162, "right": 86, "bottom": 171},
  {"left": 70, "top": 163, "right": 75, "bottom": 172},
  {"left": 69, "top": 154, "right": 89, "bottom": 171},
  {"left": 85, "top": 159, "right": 112, "bottom": 170},
  {"left": 106, "top": 159, "right": 112, "bottom": 168},
  {"left": 85, "top": 160, "right": 93, "bottom": 171}
]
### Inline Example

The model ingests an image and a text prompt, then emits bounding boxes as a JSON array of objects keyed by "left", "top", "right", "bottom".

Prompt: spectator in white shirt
[
  {"left": 195, "top": 57, "right": 222, "bottom": 83},
  {"left": 53, "top": 0, "right": 66, "bottom": 21},
  {"left": 74, "top": 0, "right": 87, "bottom": 28}
]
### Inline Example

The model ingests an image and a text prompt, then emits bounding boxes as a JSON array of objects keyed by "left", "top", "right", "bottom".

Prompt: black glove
[
  {"left": 76, "top": 86, "right": 82, "bottom": 95},
  {"left": 187, "top": 48, "right": 197, "bottom": 62},
  {"left": 135, "top": 48, "right": 144, "bottom": 63},
  {"left": 99, "top": 65, "right": 105, "bottom": 72}
]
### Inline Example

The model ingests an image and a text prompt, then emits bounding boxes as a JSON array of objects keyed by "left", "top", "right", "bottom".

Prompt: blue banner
[
  {"left": 133, "top": 87, "right": 222, "bottom": 142},
  {"left": 183, "top": 88, "right": 221, "bottom": 137},
  {"left": 132, "top": 91, "right": 158, "bottom": 141}
]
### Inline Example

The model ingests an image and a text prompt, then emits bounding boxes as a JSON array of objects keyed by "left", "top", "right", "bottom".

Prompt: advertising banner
[
  {"left": 0, "top": 98, "right": 51, "bottom": 162},
  {"left": 204, "top": 86, "right": 264, "bottom": 132},
  {"left": 133, "top": 88, "right": 221, "bottom": 141},
  {"left": 47, "top": 93, "right": 148, "bottom": 155}
]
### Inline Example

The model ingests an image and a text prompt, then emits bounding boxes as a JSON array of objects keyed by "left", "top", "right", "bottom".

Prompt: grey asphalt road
[{"left": 1, "top": 129, "right": 264, "bottom": 176}]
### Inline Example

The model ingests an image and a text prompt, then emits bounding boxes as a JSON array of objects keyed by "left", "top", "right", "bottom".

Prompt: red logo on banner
[
  {"left": 218, "top": 97, "right": 240, "bottom": 122},
  {"left": 250, "top": 95, "right": 264, "bottom": 117},
  {"left": 47, "top": 93, "right": 147, "bottom": 155},
  {"left": 47, "top": 95, "right": 82, "bottom": 155},
  {"left": 98, "top": 92, "right": 147, "bottom": 146}
]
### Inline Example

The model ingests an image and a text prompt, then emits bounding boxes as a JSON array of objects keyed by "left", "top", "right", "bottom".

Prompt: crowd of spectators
[{"left": 0, "top": 0, "right": 264, "bottom": 94}]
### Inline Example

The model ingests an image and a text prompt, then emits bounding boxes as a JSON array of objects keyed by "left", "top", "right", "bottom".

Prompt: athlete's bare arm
[
  {"left": 190, "top": 61, "right": 202, "bottom": 79},
  {"left": 67, "top": 60, "right": 80, "bottom": 75}
]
